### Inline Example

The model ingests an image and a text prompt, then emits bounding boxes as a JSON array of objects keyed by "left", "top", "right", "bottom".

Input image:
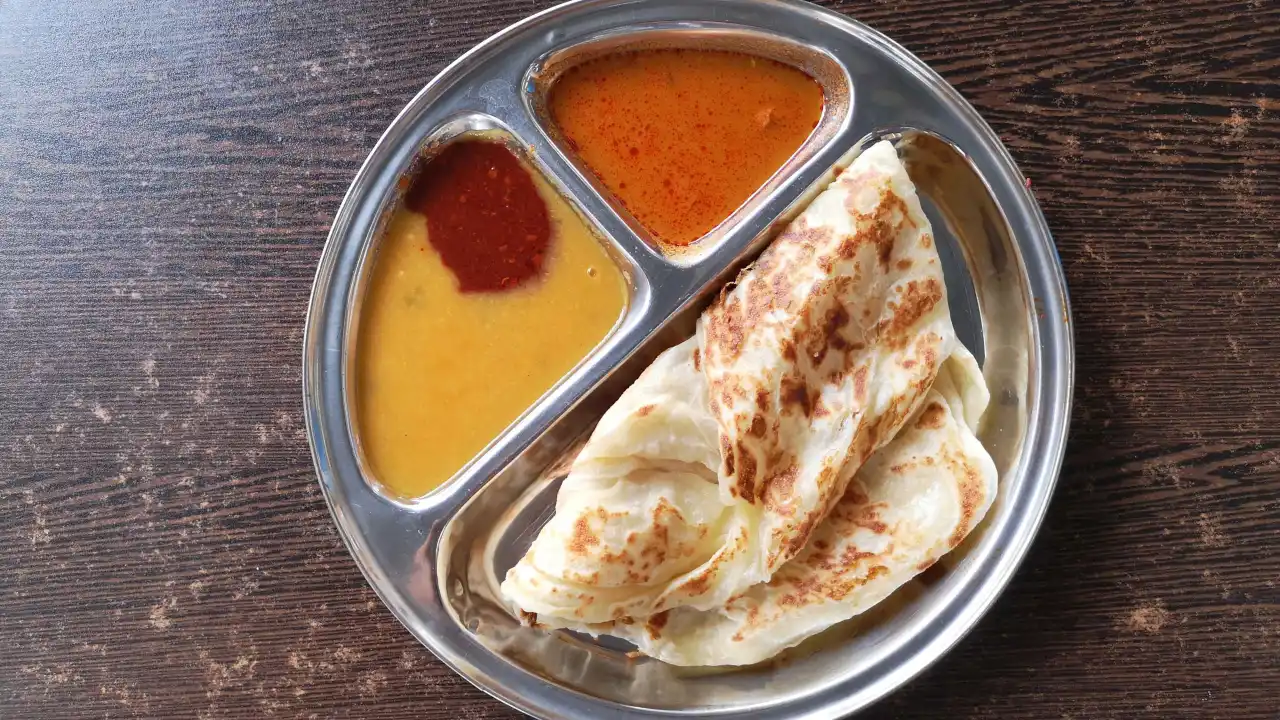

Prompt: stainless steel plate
[{"left": 302, "top": 1, "right": 1073, "bottom": 718}]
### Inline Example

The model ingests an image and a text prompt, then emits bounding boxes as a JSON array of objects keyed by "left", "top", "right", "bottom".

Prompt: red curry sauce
[{"left": 549, "top": 49, "right": 824, "bottom": 247}]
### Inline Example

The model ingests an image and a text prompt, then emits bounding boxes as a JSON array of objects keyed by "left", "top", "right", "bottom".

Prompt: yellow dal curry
[{"left": 355, "top": 139, "right": 626, "bottom": 499}]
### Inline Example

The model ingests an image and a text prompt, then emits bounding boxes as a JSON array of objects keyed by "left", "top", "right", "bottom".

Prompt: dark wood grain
[{"left": 2, "top": 0, "right": 1277, "bottom": 717}]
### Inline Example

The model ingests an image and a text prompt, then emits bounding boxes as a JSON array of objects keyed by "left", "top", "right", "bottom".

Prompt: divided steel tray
[{"left": 303, "top": 1, "right": 1073, "bottom": 717}]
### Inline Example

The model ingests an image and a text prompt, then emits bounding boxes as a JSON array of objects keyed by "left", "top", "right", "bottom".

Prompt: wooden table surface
[{"left": 3, "top": 0, "right": 1278, "bottom": 717}]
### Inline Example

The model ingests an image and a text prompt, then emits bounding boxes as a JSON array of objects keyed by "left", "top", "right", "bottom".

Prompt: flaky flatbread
[
  {"left": 502, "top": 142, "right": 969, "bottom": 629},
  {"left": 596, "top": 350, "right": 995, "bottom": 665}
]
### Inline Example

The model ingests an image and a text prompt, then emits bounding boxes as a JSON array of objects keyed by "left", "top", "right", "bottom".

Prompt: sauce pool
[
  {"left": 549, "top": 49, "right": 825, "bottom": 247},
  {"left": 355, "top": 138, "right": 627, "bottom": 499}
]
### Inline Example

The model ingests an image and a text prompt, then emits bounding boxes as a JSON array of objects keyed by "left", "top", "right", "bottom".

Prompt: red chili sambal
[{"left": 405, "top": 140, "right": 551, "bottom": 293}]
